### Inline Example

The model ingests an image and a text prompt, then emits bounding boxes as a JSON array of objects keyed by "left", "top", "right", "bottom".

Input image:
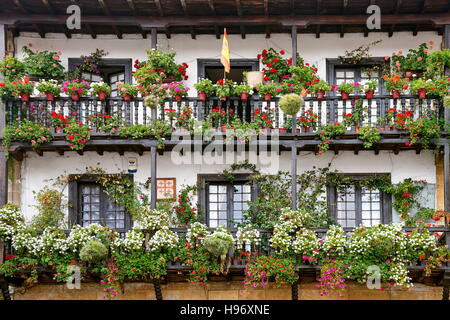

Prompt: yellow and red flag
[{"left": 220, "top": 28, "right": 230, "bottom": 74}]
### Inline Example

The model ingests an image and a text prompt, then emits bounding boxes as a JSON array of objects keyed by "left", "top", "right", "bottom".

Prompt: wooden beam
[
  {"left": 394, "top": 0, "right": 403, "bottom": 14},
  {"left": 291, "top": 26, "right": 297, "bottom": 66},
  {"left": 41, "top": 0, "right": 56, "bottom": 14},
  {"left": 340, "top": 25, "right": 344, "bottom": 38},
  {"left": 13, "top": 0, "right": 27, "bottom": 13},
  {"left": 235, "top": 0, "right": 243, "bottom": 16},
  {"left": 316, "top": 0, "right": 321, "bottom": 14},
  {"left": 264, "top": 0, "right": 269, "bottom": 16},
  {"left": 420, "top": 0, "right": 427, "bottom": 14},
  {"left": 127, "top": 0, "right": 137, "bottom": 16},
  {"left": 154, "top": 0, "right": 164, "bottom": 16},
  {"left": 4, "top": 14, "right": 450, "bottom": 28},
  {"left": 71, "top": 0, "right": 96, "bottom": 39},
  {"left": 98, "top": 0, "right": 122, "bottom": 38},
  {"left": 150, "top": 146, "right": 157, "bottom": 209},
  {"left": 208, "top": 0, "right": 216, "bottom": 15},
  {"left": 34, "top": 24, "right": 46, "bottom": 38},
  {"left": 316, "top": 25, "right": 320, "bottom": 38}
]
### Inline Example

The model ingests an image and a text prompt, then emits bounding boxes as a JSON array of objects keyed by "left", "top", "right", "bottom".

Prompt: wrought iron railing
[{"left": 2, "top": 95, "right": 444, "bottom": 135}]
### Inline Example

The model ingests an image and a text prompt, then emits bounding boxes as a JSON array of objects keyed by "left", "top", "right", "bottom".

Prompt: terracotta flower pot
[
  {"left": 417, "top": 88, "right": 427, "bottom": 99},
  {"left": 221, "top": 125, "right": 227, "bottom": 133},
  {"left": 391, "top": 90, "right": 401, "bottom": 99},
  {"left": 20, "top": 93, "right": 30, "bottom": 102},
  {"left": 365, "top": 90, "right": 374, "bottom": 99},
  {"left": 264, "top": 93, "right": 272, "bottom": 102},
  {"left": 198, "top": 91, "right": 207, "bottom": 101},
  {"left": 45, "top": 92, "right": 55, "bottom": 101},
  {"left": 405, "top": 71, "right": 412, "bottom": 77},
  {"left": 240, "top": 92, "right": 250, "bottom": 101},
  {"left": 340, "top": 91, "right": 350, "bottom": 100},
  {"left": 303, "top": 126, "right": 311, "bottom": 133},
  {"left": 98, "top": 91, "right": 108, "bottom": 101},
  {"left": 316, "top": 90, "right": 325, "bottom": 100},
  {"left": 123, "top": 94, "right": 133, "bottom": 101},
  {"left": 220, "top": 96, "right": 227, "bottom": 101},
  {"left": 162, "top": 74, "right": 176, "bottom": 84},
  {"left": 71, "top": 93, "right": 80, "bottom": 101},
  {"left": 174, "top": 94, "right": 183, "bottom": 101},
  {"left": 279, "top": 128, "right": 287, "bottom": 134}
]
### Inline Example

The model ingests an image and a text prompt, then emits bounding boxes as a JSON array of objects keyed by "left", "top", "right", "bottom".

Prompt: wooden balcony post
[
  {"left": 150, "top": 146, "right": 157, "bottom": 210},
  {"left": 291, "top": 26, "right": 297, "bottom": 67},
  {"left": 0, "top": 24, "right": 8, "bottom": 208},
  {"left": 291, "top": 145, "right": 297, "bottom": 210},
  {"left": 445, "top": 141, "right": 450, "bottom": 214},
  {"left": 151, "top": 28, "right": 157, "bottom": 49}
]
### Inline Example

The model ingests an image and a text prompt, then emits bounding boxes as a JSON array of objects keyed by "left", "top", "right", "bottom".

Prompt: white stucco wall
[
  {"left": 20, "top": 150, "right": 436, "bottom": 223},
  {"left": 14, "top": 31, "right": 443, "bottom": 94}
]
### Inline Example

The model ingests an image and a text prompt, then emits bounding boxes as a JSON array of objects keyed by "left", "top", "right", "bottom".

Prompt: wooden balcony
[{"left": 2, "top": 94, "right": 447, "bottom": 159}]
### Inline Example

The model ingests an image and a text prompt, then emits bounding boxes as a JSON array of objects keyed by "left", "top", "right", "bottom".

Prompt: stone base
[{"left": 10, "top": 281, "right": 444, "bottom": 300}]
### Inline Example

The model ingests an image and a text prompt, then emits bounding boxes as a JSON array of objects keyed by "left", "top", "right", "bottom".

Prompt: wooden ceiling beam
[
  {"left": 234, "top": 0, "right": 246, "bottom": 39},
  {"left": 98, "top": 0, "right": 122, "bottom": 39},
  {"left": 208, "top": 0, "right": 216, "bottom": 15},
  {"left": 394, "top": 0, "right": 403, "bottom": 14},
  {"left": 4, "top": 14, "right": 450, "bottom": 28},
  {"left": 13, "top": 0, "right": 27, "bottom": 13},
  {"left": 154, "top": 0, "right": 164, "bottom": 16},
  {"left": 41, "top": 0, "right": 56, "bottom": 14},
  {"left": 420, "top": 0, "right": 427, "bottom": 14},
  {"left": 264, "top": 0, "right": 269, "bottom": 16}
]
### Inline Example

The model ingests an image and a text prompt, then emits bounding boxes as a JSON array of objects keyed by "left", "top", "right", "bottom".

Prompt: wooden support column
[
  {"left": 291, "top": 26, "right": 297, "bottom": 67},
  {"left": 444, "top": 25, "right": 450, "bottom": 50},
  {"left": 150, "top": 146, "right": 157, "bottom": 210},
  {"left": 151, "top": 28, "right": 157, "bottom": 49},
  {"left": 444, "top": 25, "right": 450, "bottom": 214},
  {"left": 0, "top": 24, "right": 8, "bottom": 208},
  {"left": 291, "top": 145, "right": 297, "bottom": 210}
]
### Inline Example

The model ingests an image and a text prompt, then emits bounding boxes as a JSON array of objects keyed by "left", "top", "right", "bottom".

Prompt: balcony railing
[
  {"left": 2, "top": 94, "right": 444, "bottom": 135},
  {"left": 3, "top": 226, "right": 450, "bottom": 273}
]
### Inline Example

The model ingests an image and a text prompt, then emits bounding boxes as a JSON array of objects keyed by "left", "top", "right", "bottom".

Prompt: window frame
[
  {"left": 197, "top": 58, "right": 260, "bottom": 80},
  {"left": 326, "top": 58, "right": 389, "bottom": 95},
  {"left": 68, "top": 174, "right": 133, "bottom": 232},
  {"left": 198, "top": 174, "right": 257, "bottom": 230},
  {"left": 327, "top": 173, "right": 392, "bottom": 227},
  {"left": 68, "top": 58, "right": 133, "bottom": 84}
]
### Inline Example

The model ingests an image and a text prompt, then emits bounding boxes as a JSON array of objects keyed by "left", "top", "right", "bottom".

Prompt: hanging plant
[{"left": 278, "top": 94, "right": 304, "bottom": 116}]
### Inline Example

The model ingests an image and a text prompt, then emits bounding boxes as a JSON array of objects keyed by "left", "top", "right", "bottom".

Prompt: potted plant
[
  {"left": 0, "top": 56, "right": 26, "bottom": 81},
  {"left": 90, "top": 82, "right": 111, "bottom": 101},
  {"left": 258, "top": 48, "right": 292, "bottom": 83},
  {"left": 117, "top": 82, "right": 138, "bottom": 101},
  {"left": 214, "top": 79, "right": 234, "bottom": 101},
  {"left": 427, "top": 77, "right": 450, "bottom": 97},
  {"left": 22, "top": 45, "right": 65, "bottom": 80},
  {"left": 383, "top": 74, "right": 409, "bottom": 99},
  {"left": 298, "top": 109, "right": 318, "bottom": 133},
  {"left": 194, "top": 78, "right": 214, "bottom": 101},
  {"left": 310, "top": 80, "right": 330, "bottom": 100},
  {"left": 391, "top": 43, "right": 429, "bottom": 77},
  {"left": 36, "top": 79, "right": 61, "bottom": 101},
  {"left": 279, "top": 94, "right": 304, "bottom": 133},
  {"left": 165, "top": 81, "right": 189, "bottom": 101},
  {"left": 62, "top": 79, "right": 90, "bottom": 101},
  {"left": 10, "top": 77, "right": 35, "bottom": 102},
  {"left": 133, "top": 48, "right": 189, "bottom": 87},
  {"left": 257, "top": 82, "right": 279, "bottom": 101},
  {"left": 233, "top": 83, "right": 254, "bottom": 101},
  {"left": 338, "top": 82, "right": 360, "bottom": 100},
  {"left": 410, "top": 78, "right": 433, "bottom": 99},
  {"left": 63, "top": 118, "right": 90, "bottom": 150},
  {"left": 363, "top": 80, "right": 377, "bottom": 99}
]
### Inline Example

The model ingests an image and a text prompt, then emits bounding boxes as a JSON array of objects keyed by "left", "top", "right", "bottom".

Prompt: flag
[{"left": 220, "top": 28, "right": 230, "bottom": 74}]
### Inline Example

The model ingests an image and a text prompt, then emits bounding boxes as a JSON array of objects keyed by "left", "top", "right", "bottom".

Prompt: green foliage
[
  {"left": 3, "top": 120, "right": 52, "bottom": 153},
  {"left": 90, "top": 82, "right": 111, "bottom": 96},
  {"left": 425, "top": 49, "right": 450, "bottom": 78},
  {"left": 63, "top": 119, "right": 90, "bottom": 150},
  {"left": 410, "top": 78, "right": 433, "bottom": 93},
  {"left": 79, "top": 240, "right": 109, "bottom": 263},
  {"left": 194, "top": 78, "right": 215, "bottom": 95},
  {"left": 317, "top": 122, "right": 346, "bottom": 153},
  {"left": 22, "top": 45, "right": 65, "bottom": 79},
  {"left": 309, "top": 80, "right": 331, "bottom": 94},
  {"left": 31, "top": 187, "right": 65, "bottom": 230},
  {"left": 358, "top": 125, "right": 381, "bottom": 149},
  {"left": 114, "top": 251, "right": 168, "bottom": 280},
  {"left": 233, "top": 83, "right": 253, "bottom": 95},
  {"left": 70, "top": 49, "right": 108, "bottom": 80},
  {"left": 278, "top": 94, "right": 304, "bottom": 115},
  {"left": 173, "top": 185, "right": 200, "bottom": 226},
  {"left": 118, "top": 120, "right": 172, "bottom": 149},
  {"left": 117, "top": 83, "right": 138, "bottom": 97},
  {"left": 391, "top": 43, "right": 429, "bottom": 72},
  {"left": 36, "top": 79, "right": 61, "bottom": 96},
  {"left": 0, "top": 56, "right": 26, "bottom": 80},
  {"left": 338, "top": 82, "right": 359, "bottom": 94},
  {"left": 256, "top": 82, "right": 279, "bottom": 96}
]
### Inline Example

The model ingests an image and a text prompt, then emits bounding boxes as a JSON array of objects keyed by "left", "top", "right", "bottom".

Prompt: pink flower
[{"left": 417, "top": 57, "right": 422, "bottom": 61}]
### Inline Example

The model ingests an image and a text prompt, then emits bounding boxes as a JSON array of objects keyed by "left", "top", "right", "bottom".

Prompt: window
[
  {"left": 69, "top": 176, "right": 132, "bottom": 231},
  {"left": 326, "top": 58, "right": 387, "bottom": 95},
  {"left": 328, "top": 175, "right": 391, "bottom": 228},
  {"left": 68, "top": 58, "right": 132, "bottom": 97},
  {"left": 197, "top": 59, "right": 259, "bottom": 84},
  {"left": 199, "top": 175, "right": 256, "bottom": 229}
]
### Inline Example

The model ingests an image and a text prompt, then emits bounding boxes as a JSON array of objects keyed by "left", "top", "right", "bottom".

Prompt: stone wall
[{"left": 11, "top": 282, "right": 444, "bottom": 300}]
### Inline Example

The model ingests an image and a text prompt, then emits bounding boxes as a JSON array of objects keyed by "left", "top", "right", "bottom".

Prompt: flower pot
[
  {"left": 20, "top": 93, "right": 30, "bottom": 102},
  {"left": 391, "top": 90, "right": 401, "bottom": 99},
  {"left": 279, "top": 128, "right": 287, "bottom": 134},
  {"left": 98, "top": 91, "right": 108, "bottom": 101},
  {"left": 355, "top": 125, "right": 361, "bottom": 133},
  {"left": 221, "top": 125, "right": 227, "bottom": 133},
  {"left": 55, "top": 126, "right": 63, "bottom": 134},
  {"left": 123, "top": 94, "right": 133, "bottom": 101},
  {"left": 405, "top": 71, "right": 412, "bottom": 78},
  {"left": 264, "top": 93, "right": 272, "bottom": 102},
  {"left": 220, "top": 96, "right": 227, "bottom": 102},
  {"left": 316, "top": 90, "right": 325, "bottom": 100},
  {"left": 71, "top": 93, "right": 80, "bottom": 101},
  {"left": 340, "top": 91, "right": 350, "bottom": 100},
  {"left": 303, "top": 126, "right": 311, "bottom": 133},
  {"left": 198, "top": 91, "right": 207, "bottom": 101},
  {"left": 365, "top": 90, "right": 374, "bottom": 99},
  {"left": 417, "top": 88, "right": 427, "bottom": 99},
  {"left": 174, "top": 94, "right": 183, "bottom": 101},
  {"left": 240, "top": 92, "right": 250, "bottom": 101},
  {"left": 45, "top": 92, "right": 55, "bottom": 101}
]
